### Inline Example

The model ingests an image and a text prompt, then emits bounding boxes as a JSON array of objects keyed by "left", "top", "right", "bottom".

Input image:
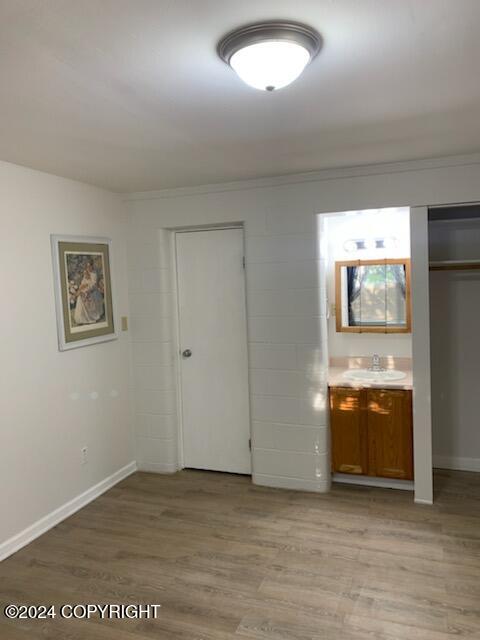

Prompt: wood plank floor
[{"left": 1, "top": 469, "right": 479, "bottom": 639}]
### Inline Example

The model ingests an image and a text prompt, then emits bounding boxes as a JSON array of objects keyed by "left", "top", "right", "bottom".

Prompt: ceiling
[{"left": 1, "top": 0, "right": 480, "bottom": 193}]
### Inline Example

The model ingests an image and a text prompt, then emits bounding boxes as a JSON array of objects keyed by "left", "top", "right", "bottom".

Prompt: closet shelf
[{"left": 429, "top": 259, "right": 480, "bottom": 271}]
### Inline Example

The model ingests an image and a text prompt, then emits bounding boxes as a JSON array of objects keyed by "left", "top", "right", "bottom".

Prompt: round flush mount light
[{"left": 217, "top": 21, "right": 322, "bottom": 91}]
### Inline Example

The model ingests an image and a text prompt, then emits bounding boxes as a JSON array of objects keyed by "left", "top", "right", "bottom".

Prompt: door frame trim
[
  {"left": 170, "top": 230, "right": 185, "bottom": 470},
  {"left": 169, "top": 224, "right": 250, "bottom": 472}
]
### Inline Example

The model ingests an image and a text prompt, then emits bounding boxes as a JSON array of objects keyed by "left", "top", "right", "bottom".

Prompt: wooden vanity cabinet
[
  {"left": 329, "top": 387, "right": 413, "bottom": 480},
  {"left": 329, "top": 387, "right": 368, "bottom": 475},
  {"left": 367, "top": 389, "right": 413, "bottom": 480}
]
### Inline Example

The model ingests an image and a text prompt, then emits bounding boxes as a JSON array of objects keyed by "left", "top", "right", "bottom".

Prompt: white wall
[
  {"left": 127, "top": 228, "right": 178, "bottom": 473},
  {"left": 410, "top": 207, "right": 433, "bottom": 504},
  {"left": 429, "top": 217, "right": 480, "bottom": 471},
  {"left": 0, "top": 161, "right": 134, "bottom": 552},
  {"left": 323, "top": 207, "right": 412, "bottom": 359},
  {"left": 127, "top": 216, "right": 329, "bottom": 491},
  {"left": 125, "top": 154, "right": 480, "bottom": 503}
]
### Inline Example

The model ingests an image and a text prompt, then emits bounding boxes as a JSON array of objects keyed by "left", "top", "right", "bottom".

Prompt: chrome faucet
[{"left": 369, "top": 353, "right": 385, "bottom": 372}]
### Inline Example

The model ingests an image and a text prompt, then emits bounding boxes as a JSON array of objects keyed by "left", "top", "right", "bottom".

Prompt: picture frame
[{"left": 51, "top": 234, "right": 117, "bottom": 351}]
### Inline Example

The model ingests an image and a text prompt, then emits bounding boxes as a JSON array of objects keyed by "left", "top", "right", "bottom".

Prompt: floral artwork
[
  {"left": 51, "top": 236, "right": 116, "bottom": 350},
  {"left": 66, "top": 253, "right": 106, "bottom": 329}
]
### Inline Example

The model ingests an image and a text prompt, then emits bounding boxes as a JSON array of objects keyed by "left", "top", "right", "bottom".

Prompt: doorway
[{"left": 175, "top": 227, "right": 251, "bottom": 474}]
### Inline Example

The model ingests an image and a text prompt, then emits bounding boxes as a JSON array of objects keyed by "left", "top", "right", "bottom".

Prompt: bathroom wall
[
  {"left": 125, "top": 153, "right": 480, "bottom": 502},
  {"left": 324, "top": 207, "right": 412, "bottom": 360},
  {"left": 429, "top": 216, "right": 480, "bottom": 471},
  {"left": 0, "top": 161, "right": 134, "bottom": 556}
]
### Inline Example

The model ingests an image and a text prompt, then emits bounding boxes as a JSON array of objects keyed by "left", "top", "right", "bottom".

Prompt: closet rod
[{"left": 429, "top": 259, "right": 480, "bottom": 271}]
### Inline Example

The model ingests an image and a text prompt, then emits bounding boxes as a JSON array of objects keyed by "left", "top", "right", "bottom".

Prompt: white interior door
[{"left": 176, "top": 228, "right": 251, "bottom": 474}]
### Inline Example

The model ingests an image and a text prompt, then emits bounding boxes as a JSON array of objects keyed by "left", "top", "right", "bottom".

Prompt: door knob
[{"left": 182, "top": 349, "right": 192, "bottom": 358}]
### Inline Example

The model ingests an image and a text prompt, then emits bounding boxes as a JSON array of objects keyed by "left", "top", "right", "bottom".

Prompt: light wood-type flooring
[{"left": 1, "top": 469, "right": 479, "bottom": 639}]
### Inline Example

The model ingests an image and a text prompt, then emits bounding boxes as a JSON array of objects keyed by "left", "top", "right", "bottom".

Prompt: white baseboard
[
  {"left": 253, "top": 473, "right": 330, "bottom": 493},
  {"left": 415, "top": 498, "right": 434, "bottom": 505},
  {"left": 433, "top": 455, "right": 480, "bottom": 472},
  {"left": 137, "top": 462, "right": 177, "bottom": 473},
  {"left": 0, "top": 461, "right": 137, "bottom": 562},
  {"left": 333, "top": 473, "right": 414, "bottom": 491}
]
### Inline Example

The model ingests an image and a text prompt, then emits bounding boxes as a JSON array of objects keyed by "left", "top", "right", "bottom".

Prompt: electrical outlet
[{"left": 81, "top": 446, "right": 88, "bottom": 465}]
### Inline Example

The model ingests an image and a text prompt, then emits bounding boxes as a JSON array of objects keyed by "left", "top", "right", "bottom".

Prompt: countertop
[{"left": 328, "top": 357, "right": 413, "bottom": 390}]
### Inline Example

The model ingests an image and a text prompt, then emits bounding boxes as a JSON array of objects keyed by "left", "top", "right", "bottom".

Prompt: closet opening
[{"left": 428, "top": 204, "right": 480, "bottom": 477}]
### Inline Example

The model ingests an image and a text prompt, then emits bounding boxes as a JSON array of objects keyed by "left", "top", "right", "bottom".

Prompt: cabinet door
[
  {"left": 329, "top": 387, "right": 368, "bottom": 474},
  {"left": 367, "top": 389, "right": 413, "bottom": 480}
]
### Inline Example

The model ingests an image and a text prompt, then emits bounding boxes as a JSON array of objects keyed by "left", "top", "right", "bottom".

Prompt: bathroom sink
[{"left": 342, "top": 369, "right": 406, "bottom": 383}]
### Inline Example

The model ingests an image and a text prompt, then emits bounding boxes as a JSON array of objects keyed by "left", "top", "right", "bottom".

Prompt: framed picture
[{"left": 51, "top": 235, "right": 117, "bottom": 351}]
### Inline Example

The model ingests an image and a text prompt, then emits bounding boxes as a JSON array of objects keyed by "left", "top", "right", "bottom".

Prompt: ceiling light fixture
[
  {"left": 218, "top": 21, "right": 322, "bottom": 92},
  {"left": 343, "top": 237, "right": 398, "bottom": 253}
]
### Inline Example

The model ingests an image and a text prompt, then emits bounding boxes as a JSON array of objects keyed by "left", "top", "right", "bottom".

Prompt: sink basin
[{"left": 342, "top": 369, "right": 406, "bottom": 383}]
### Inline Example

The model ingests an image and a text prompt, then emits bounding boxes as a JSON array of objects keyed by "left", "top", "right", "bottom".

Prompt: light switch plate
[{"left": 121, "top": 316, "right": 128, "bottom": 331}]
